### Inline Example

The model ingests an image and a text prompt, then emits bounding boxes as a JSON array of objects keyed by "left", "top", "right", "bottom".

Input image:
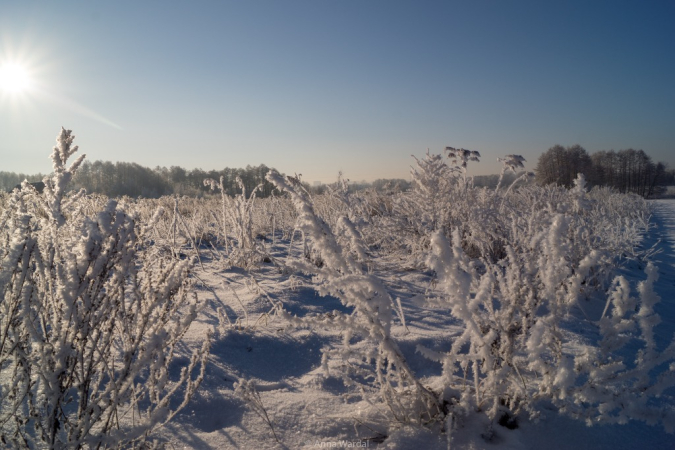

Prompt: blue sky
[{"left": 1, "top": 0, "right": 673, "bottom": 183}]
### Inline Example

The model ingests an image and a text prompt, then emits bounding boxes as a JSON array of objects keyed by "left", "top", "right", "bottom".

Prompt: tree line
[
  {"left": 0, "top": 171, "right": 46, "bottom": 192},
  {"left": 1, "top": 161, "right": 278, "bottom": 198},
  {"left": 535, "top": 145, "right": 673, "bottom": 197},
  {"left": 5, "top": 146, "right": 670, "bottom": 199},
  {"left": 2, "top": 160, "right": 413, "bottom": 198},
  {"left": 74, "top": 161, "right": 283, "bottom": 198}
]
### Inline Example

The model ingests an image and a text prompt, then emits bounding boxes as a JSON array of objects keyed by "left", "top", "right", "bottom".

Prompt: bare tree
[{"left": 535, "top": 144, "right": 591, "bottom": 187}]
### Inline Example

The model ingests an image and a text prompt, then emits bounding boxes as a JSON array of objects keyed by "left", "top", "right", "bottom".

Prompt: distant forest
[
  {"left": 535, "top": 145, "right": 675, "bottom": 197},
  {"left": 0, "top": 161, "right": 411, "bottom": 198},
  {"left": 3, "top": 148, "right": 673, "bottom": 198}
]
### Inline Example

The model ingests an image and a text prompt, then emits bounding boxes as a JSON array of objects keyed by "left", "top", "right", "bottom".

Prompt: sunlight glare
[{"left": 0, "top": 63, "right": 31, "bottom": 94}]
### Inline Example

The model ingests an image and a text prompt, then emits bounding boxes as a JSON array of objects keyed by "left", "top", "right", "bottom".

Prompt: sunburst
[{"left": 0, "top": 63, "right": 32, "bottom": 94}]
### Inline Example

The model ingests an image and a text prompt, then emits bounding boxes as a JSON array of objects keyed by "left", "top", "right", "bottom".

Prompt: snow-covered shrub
[
  {"left": 0, "top": 191, "right": 9, "bottom": 214},
  {"left": 364, "top": 149, "right": 520, "bottom": 266},
  {"left": 119, "top": 195, "right": 221, "bottom": 264},
  {"left": 422, "top": 223, "right": 675, "bottom": 432},
  {"left": 204, "top": 175, "right": 268, "bottom": 268},
  {"left": 252, "top": 193, "right": 296, "bottom": 244},
  {"left": 372, "top": 151, "right": 458, "bottom": 267},
  {"left": 312, "top": 173, "right": 373, "bottom": 231},
  {"left": 367, "top": 148, "right": 648, "bottom": 276},
  {"left": 380, "top": 150, "right": 494, "bottom": 264},
  {"left": 266, "top": 170, "right": 440, "bottom": 425},
  {"left": 0, "top": 129, "right": 209, "bottom": 448},
  {"left": 408, "top": 151, "right": 454, "bottom": 233},
  {"left": 585, "top": 186, "right": 651, "bottom": 259}
]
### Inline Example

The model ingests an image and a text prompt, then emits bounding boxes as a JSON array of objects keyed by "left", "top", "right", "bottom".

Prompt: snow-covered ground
[
  {"left": 158, "top": 199, "right": 675, "bottom": 450},
  {"left": 660, "top": 186, "right": 675, "bottom": 198}
]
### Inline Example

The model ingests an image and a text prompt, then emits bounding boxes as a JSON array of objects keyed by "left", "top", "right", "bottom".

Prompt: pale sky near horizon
[{"left": 1, "top": 0, "right": 674, "bottom": 183}]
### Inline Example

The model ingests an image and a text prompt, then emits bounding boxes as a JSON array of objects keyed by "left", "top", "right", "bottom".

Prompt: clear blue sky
[{"left": 1, "top": 0, "right": 673, "bottom": 183}]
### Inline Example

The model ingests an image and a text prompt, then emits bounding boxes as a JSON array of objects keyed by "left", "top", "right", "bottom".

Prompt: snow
[{"left": 154, "top": 199, "right": 675, "bottom": 449}]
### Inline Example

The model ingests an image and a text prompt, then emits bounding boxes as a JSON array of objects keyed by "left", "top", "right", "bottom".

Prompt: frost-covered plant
[
  {"left": 495, "top": 154, "right": 533, "bottom": 201},
  {"left": 234, "top": 379, "right": 280, "bottom": 443},
  {"left": 375, "top": 151, "right": 457, "bottom": 268},
  {"left": 204, "top": 175, "right": 267, "bottom": 269},
  {"left": 497, "top": 154, "right": 526, "bottom": 175},
  {"left": 409, "top": 151, "right": 454, "bottom": 233},
  {"left": 266, "top": 170, "right": 440, "bottom": 425},
  {"left": 445, "top": 146, "right": 480, "bottom": 186},
  {"left": 336, "top": 147, "right": 647, "bottom": 289},
  {"left": 561, "top": 263, "right": 675, "bottom": 429},
  {"left": 252, "top": 193, "right": 294, "bottom": 245},
  {"left": 381, "top": 149, "right": 501, "bottom": 265},
  {"left": 260, "top": 194, "right": 296, "bottom": 241},
  {"left": 0, "top": 129, "right": 209, "bottom": 449},
  {"left": 42, "top": 128, "right": 87, "bottom": 226},
  {"left": 422, "top": 222, "right": 675, "bottom": 432},
  {"left": 312, "top": 173, "right": 373, "bottom": 231}
]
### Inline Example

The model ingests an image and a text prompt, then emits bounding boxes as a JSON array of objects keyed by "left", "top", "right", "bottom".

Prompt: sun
[{"left": 0, "top": 63, "right": 32, "bottom": 94}]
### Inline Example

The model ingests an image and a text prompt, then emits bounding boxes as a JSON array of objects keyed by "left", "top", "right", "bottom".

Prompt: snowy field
[
  {"left": 149, "top": 200, "right": 675, "bottom": 450},
  {"left": 2, "top": 136, "right": 674, "bottom": 449}
]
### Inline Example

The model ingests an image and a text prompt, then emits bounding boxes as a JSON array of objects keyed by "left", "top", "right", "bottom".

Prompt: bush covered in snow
[{"left": 0, "top": 129, "right": 208, "bottom": 448}]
